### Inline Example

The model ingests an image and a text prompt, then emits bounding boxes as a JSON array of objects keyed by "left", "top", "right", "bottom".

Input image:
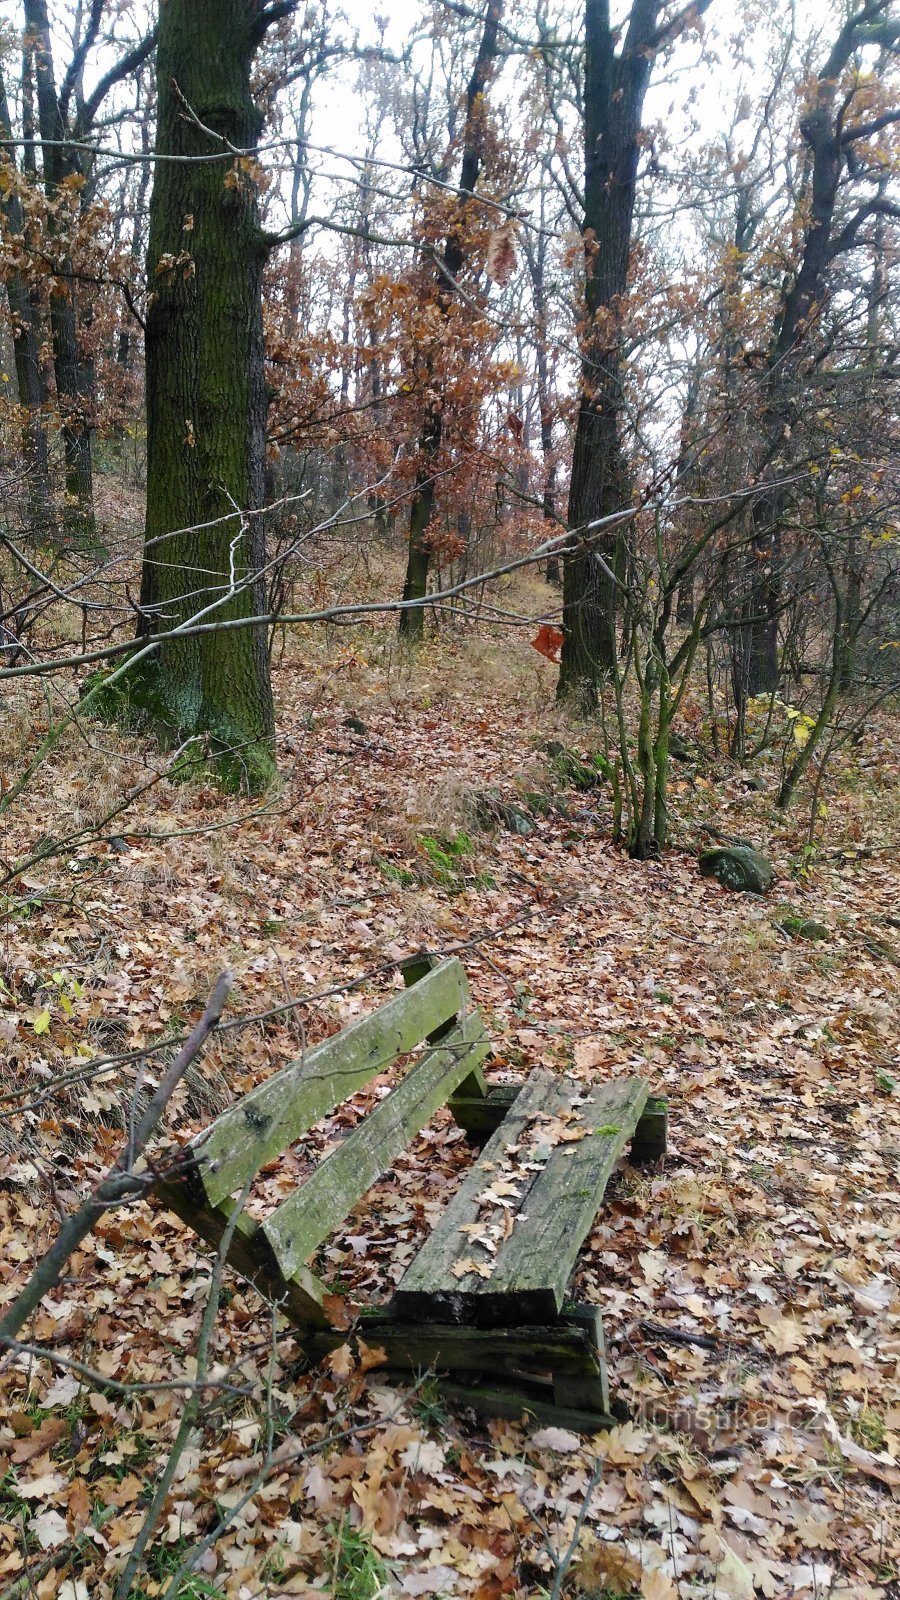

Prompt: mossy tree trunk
[
  {"left": 134, "top": 0, "right": 282, "bottom": 791},
  {"left": 734, "top": 6, "right": 900, "bottom": 706},
  {"left": 556, "top": 0, "right": 663, "bottom": 713},
  {"left": 0, "top": 60, "right": 52, "bottom": 540}
]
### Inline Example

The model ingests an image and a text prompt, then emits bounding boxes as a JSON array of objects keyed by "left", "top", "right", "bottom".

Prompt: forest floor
[{"left": 0, "top": 592, "right": 898, "bottom": 1600}]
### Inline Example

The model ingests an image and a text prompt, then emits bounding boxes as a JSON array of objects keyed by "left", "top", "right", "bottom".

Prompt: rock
[
  {"left": 473, "top": 790, "right": 534, "bottom": 836},
  {"left": 699, "top": 844, "right": 774, "bottom": 895},
  {"left": 544, "top": 741, "right": 608, "bottom": 792}
]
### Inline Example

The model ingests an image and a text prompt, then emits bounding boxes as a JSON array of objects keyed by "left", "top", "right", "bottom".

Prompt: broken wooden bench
[{"left": 154, "top": 956, "right": 667, "bottom": 1431}]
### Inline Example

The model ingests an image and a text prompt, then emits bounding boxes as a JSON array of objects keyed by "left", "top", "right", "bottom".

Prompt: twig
[
  {"left": 549, "top": 1455, "right": 605, "bottom": 1600},
  {"left": 638, "top": 1319, "right": 748, "bottom": 1353}
]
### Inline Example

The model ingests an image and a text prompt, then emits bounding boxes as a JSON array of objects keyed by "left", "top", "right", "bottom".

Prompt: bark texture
[
  {"left": 557, "top": 0, "right": 659, "bottom": 710},
  {"left": 134, "top": 0, "right": 277, "bottom": 790},
  {"left": 0, "top": 60, "right": 52, "bottom": 538}
]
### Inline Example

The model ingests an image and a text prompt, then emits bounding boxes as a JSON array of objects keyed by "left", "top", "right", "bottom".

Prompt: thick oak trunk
[
  {"left": 130, "top": 0, "right": 276, "bottom": 790},
  {"left": 557, "top": 0, "right": 655, "bottom": 711}
]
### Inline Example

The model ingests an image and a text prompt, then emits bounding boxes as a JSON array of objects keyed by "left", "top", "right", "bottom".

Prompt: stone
[{"left": 699, "top": 844, "right": 774, "bottom": 894}]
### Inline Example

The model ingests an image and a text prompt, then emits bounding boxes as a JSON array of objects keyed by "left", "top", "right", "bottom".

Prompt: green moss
[
  {"left": 374, "top": 856, "right": 417, "bottom": 888},
  {"left": 418, "top": 829, "right": 477, "bottom": 889},
  {"left": 81, "top": 659, "right": 276, "bottom": 795}
]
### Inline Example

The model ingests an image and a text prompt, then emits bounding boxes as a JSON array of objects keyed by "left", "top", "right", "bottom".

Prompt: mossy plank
[
  {"left": 447, "top": 1083, "right": 521, "bottom": 1137},
  {"left": 402, "top": 952, "right": 488, "bottom": 1100},
  {"left": 261, "top": 1012, "right": 491, "bottom": 1281},
  {"left": 196, "top": 959, "right": 470, "bottom": 1206},
  {"left": 301, "top": 1314, "right": 604, "bottom": 1378},
  {"left": 393, "top": 1071, "right": 648, "bottom": 1326},
  {"left": 154, "top": 1178, "right": 327, "bottom": 1325},
  {"left": 555, "top": 1303, "right": 609, "bottom": 1413}
]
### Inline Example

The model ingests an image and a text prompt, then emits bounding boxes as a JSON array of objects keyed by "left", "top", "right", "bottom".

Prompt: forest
[{"left": 0, "top": 0, "right": 898, "bottom": 1596}]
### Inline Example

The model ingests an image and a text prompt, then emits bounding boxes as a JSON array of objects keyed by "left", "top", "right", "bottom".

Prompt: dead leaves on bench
[{"left": 451, "top": 1102, "right": 595, "bottom": 1281}]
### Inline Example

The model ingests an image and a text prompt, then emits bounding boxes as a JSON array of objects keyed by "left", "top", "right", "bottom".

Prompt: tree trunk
[
  {"left": 23, "top": 0, "right": 96, "bottom": 543},
  {"left": 131, "top": 0, "right": 276, "bottom": 792},
  {"left": 0, "top": 62, "right": 52, "bottom": 540},
  {"left": 399, "top": 1, "right": 504, "bottom": 640},
  {"left": 527, "top": 230, "right": 560, "bottom": 582},
  {"left": 557, "top": 0, "right": 657, "bottom": 711},
  {"left": 736, "top": 7, "right": 897, "bottom": 699}
]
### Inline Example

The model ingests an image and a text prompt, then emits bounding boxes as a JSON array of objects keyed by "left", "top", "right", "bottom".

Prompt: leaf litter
[{"left": 0, "top": 627, "right": 897, "bottom": 1597}]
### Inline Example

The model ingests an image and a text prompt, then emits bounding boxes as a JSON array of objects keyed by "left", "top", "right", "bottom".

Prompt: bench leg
[
  {"left": 556, "top": 1304, "right": 610, "bottom": 1416},
  {"left": 630, "top": 1096, "right": 668, "bottom": 1163}
]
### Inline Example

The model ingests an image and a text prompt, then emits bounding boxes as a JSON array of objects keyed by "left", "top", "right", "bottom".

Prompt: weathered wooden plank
[
  {"left": 260, "top": 1012, "right": 491, "bottom": 1281},
  {"left": 446, "top": 1083, "right": 520, "bottom": 1138},
  {"left": 553, "top": 1307, "right": 609, "bottom": 1414},
  {"left": 154, "top": 1178, "right": 328, "bottom": 1325},
  {"left": 393, "top": 1071, "right": 649, "bottom": 1326},
  {"left": 193, "top": 959, "right": 470, "bottom": 1207},
  {"left": 402, "top": 953, "right": 488, "bottom": 1101},
  {"left": 302, "top": 1311, "right": 605, "bottom": 1379}
]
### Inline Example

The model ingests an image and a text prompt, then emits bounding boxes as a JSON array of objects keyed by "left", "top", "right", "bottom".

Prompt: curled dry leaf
[
  {"left": 486, "top": 222, "right": 518, "bottom": 285},
  {"left": 529, "top": 1425, "right": 581, "bottom": 1452}
]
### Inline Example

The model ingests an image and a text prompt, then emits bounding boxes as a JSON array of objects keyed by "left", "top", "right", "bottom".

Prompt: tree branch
[
  {"left": 842, "top": 107, "right": 900, "bottom": 144},
  {"left": 77, "top": 25, "right": 157, "bottom": 136},
  {"left": 59, "top": 0, "right": 105, "bottom": 125},
  {"left": 827, "top": 197, "right": 900, "bottom": 260},
  {"left": 646, "top": 0, "right": 714, "bottom": 55},
  {"left": 250, "top": 1, "right": 299, "bottom": 48}
]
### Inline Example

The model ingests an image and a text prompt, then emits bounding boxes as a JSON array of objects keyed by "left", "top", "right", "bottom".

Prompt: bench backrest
[{"left": 155, "top": 957, "right": 489, "bottom": 1325}]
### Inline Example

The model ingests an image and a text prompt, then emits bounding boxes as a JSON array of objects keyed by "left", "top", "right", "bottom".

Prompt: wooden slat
[
  {"left": 193, "top": 959, "right": 470, "bottom": 1207},
  {"left": 393, "top": 1070, "right": 648, "bottom": 1326},
  {"left": 402, "top": 952, "right": 489, "bottom": 1103},
  {"left": 303, "top": 1313, "right": 604, "bottom": 1379},
  {"left": 261, "top": 1011, "right": 491, "bottom": 1282}
]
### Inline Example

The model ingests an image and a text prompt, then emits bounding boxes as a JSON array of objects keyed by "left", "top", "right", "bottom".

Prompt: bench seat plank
[
  {"left": 190, "top": 959, "right": 470, "bottom": 1207},
  {"left": 392, "top": 1069, "right": 648, "bottom": 1326},
  {"left": 260, "top": 1011, "right": 491, "bottom": 1282}
]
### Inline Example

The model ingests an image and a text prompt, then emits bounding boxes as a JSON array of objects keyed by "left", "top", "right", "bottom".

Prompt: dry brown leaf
[
  {"left": 326, "top": 1343, "right": 354, "bottom": 1379},
  {"left": 66, "top": 1477, "right": 91, "bottom": 1534},
  {"left": 641, "top": 1570, "right": 679, "bottom": 1600},
  {"left": 529, "top": 1426, "right": 581, "bottom": 1452},
  {"left": 357, "top": 1339, "right": 387, "bottom": 1373}
]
